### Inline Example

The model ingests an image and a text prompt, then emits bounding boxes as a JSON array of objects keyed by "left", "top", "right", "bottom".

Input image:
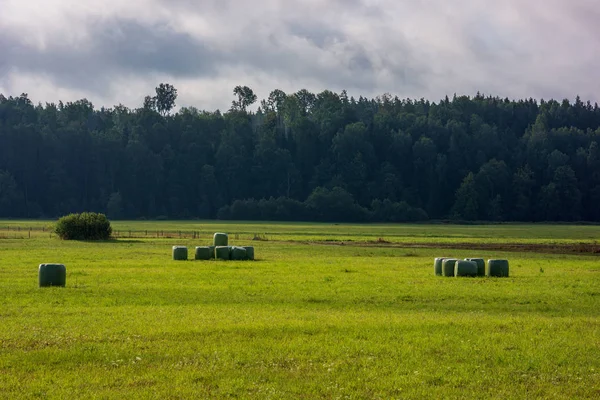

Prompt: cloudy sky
[{"left": 1, "top": 0, "right": 599, "bottom": 111}]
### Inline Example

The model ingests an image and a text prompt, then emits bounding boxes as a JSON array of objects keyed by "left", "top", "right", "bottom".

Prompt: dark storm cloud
[
  {"left": 0, "top": 18, "right": 222, "bottom": 94},
  {"left": 1, "top": 0, "right": 599, "bottom": 109},
  {"left": 0, "top": 11, "right": 405, "bottom": 97}
]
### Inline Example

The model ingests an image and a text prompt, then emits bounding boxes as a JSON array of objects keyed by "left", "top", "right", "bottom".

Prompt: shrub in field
[{"left": 54, "top": 212, "right": 112, "bottom": 240}]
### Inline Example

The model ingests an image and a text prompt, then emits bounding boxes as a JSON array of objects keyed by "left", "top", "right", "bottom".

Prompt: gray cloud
[
  {"left": 0, "top": 18, "right": 221, "bottom": 96},
  {"left": 1, "top": 0, "right": 599, "bottom": 110},
  {"left": 286, "top": 21, "right": 344, "bottom": 49}
]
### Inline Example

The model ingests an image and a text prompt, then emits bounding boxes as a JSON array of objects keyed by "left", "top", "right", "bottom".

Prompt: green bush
[
  {"left": 371, "top": 199, "right": 429, "bottom": 222},
  {"left": 305, "top": 186, "right": 369, "bottom": 222},
  {"left": 54, "top": 212, "right": 112, "bottom": 240}
]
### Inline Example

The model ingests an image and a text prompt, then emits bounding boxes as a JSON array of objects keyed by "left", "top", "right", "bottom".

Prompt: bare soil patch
[{"left": 303, "top": 240, "right": 600, "bottom": 256}]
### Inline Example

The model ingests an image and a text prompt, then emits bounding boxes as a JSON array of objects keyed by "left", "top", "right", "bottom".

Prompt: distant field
[
  {"left": 2, "top": 220, "right": 600, "bottom": 245},
  {"left": 0, "top": 221, "right": 599, "bottom": 398}
]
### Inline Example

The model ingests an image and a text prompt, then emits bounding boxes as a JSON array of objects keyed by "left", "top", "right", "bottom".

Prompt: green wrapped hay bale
[
  {"left": 442, "top": 259, "right": 458, "bottom": 277},
  {"left": 434, "top": 257, "right": 448, "bottom": 276},
  {"left": 209, "top": 246, "right": 216, "bottom": 259},
  {"left": 39, "top": 263, "right": 66, "bottom": 287},
  {"left": 172, "top": 246, "right": 188, "bottom": 261},
  {"left": 230, "top": 246, "right": 247, "bottom": 261},
  {"left": 215, "top": 246, "right": 231, "bottom": 260},
  {"left": 487, "top": 259, "right": 509, "bottom": 277},
  {"left": 195, "top": 246, "right": 211, "bottom": 260},
  {"left": 213, "top": 232, "right": 229, "bottom": 247},
  {"left": 466, "top": 258, "right": 486, "bottom": 276},
  {"left": 455, "top": 260, "right": 478, "bottom": 277},
  {"left": 243, "top": 246, "right": 255, "bottom": 261}
]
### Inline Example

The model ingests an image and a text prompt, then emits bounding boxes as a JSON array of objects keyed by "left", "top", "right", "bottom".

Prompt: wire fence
[
  {"left": 0, "top": 225, "right": 48, "bottom": 239},
  {"left": 0, "top": 226, "right": 265, "bottom": 241}
]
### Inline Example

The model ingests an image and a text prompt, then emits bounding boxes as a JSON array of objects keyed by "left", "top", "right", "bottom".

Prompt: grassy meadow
[{"left": 0, "top": 221, "right": 599, "bottom": 399}]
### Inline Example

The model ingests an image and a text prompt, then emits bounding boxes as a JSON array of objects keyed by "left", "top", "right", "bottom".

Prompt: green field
[{"left": 1, "top": 222, "right": 599, "bottom": 399}]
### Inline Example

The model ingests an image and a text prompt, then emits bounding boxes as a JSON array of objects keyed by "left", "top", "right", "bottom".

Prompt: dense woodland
[{"left": 1, "top": 84, "right": 600, "bottom": 222}]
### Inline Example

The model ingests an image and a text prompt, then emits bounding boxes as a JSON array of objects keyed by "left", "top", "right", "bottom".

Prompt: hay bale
[
  {"left": 214, "top": 233, "right": 228, "bottom": 247},
  {"left": 172, "top": 246, "right": 188, "bottom": 261},
  {"left": 215, "top": 246, "right": 231, "bottom": 260},
  {"left": 487, "top": 259, "right": 509, "bottom": 277},
  {"left": 230, "top": 246, "right": 247, "bottom": 261},
  {"left": 195, "top": 246, "right": 211, "bottom": 260},
  {"left": 442, "top": 259, "right": 458, "bottom": 277},
  {"left": 466, "top": 258, "right": 486, "bottom": 276},
  {"left": 434, "top": 257, "right": 448, "bottom": 276},
  {"left": 243, "top": 246, "right": 255, "bottom": 260},
  {"left": 455, "top": 260, "right": 478, "bottom": 277},
  {"left": 39, "top": 263, "right": 66, "bottom": 287},
  {"left": 209, "top": 246, "right": 216, "bottom": 259}
]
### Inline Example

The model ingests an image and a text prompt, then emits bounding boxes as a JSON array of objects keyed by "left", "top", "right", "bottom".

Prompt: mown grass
[
  {"left": 2, "top": 220, "right": 600, "bottom": 244},
  {"left": 0, "top": 222, "right": 599, "bottom": 399}
]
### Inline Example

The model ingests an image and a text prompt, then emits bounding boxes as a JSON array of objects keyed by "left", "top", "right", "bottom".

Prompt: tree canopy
[{"left": 1, "top": 86, "right": 599, "bottom": 222}]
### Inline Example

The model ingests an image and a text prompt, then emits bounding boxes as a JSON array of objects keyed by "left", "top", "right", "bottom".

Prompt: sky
[{"left": 1, "top": 0, "right": 599, "bottom": 111}]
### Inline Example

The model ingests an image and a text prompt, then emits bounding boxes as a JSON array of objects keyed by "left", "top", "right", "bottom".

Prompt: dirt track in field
[{"left": 302, "top": 240, "right": 600, "bottom": 256}]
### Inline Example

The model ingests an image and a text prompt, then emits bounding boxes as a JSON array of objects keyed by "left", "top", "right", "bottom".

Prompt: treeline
[{"left": 1, "top": 86, "right": 600, "bottom": 222}]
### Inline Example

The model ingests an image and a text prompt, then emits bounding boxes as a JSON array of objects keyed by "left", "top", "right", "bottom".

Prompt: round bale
[
  {"left": 230, "top": 246, "right": 248, "bottom": 261},
  {"left": 466, "top": 258, "right": 486, "bottom": 277},
  {"left": 195, "top": 246, "right": 211, "bottom": 260},
  {"left": 434, "top": 257, "right": 448, "bottom": 276},
  {"left": 213, "top": 233, "right": 229, "bottom": 247},
  {"left": 442, "top": 259, "right": 458, "bottom": 277},
  {"left": 455, "top": 260, "right": 478, "bottom": 277},
  {"left": 487, "top": 259, "right": 510, "bottom": 277},
  {"left": 172, "top": 246, "right": 188, "bottom": 261},
  {"left": 243, "top": 246, "right": 255, "bottom": 261},
  {"left": 215, "top": 246, "right": 231, "bottom": 260},
  {"left": 39, "top": 263, "right": 66, "bottom": 287}
]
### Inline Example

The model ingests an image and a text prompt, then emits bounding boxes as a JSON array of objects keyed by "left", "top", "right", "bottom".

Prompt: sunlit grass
[
  {"left": 2, "top": 220, "right": 600, "bottom": 244},
  {"left": 0, "top": 222, "right": 599, "bottom": 398}
]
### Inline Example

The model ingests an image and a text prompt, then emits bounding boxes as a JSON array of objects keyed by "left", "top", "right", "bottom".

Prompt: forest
[{"left": 1, "top": 84, "right": 599, "bottom": 222}]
